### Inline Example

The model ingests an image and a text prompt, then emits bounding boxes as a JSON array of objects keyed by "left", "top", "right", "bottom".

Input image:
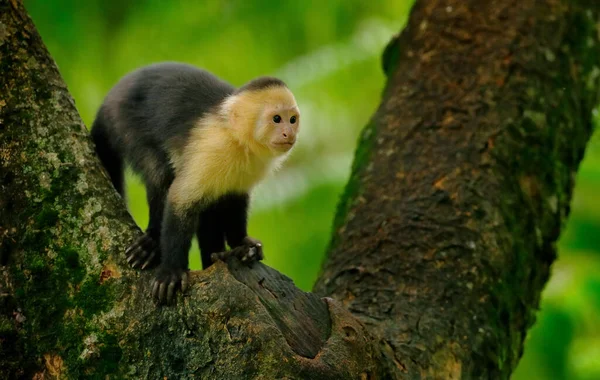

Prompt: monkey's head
[{"left": 228, "top": 77, "right": 300, "bottom": 156}]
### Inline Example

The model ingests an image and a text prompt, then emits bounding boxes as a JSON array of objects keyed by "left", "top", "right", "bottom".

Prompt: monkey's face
[
  {"left": 231, "top": 85, "right": 300, "bottom": 156},
  {"left": 257, "top": 103, "right": 300, "bottom": 155}
]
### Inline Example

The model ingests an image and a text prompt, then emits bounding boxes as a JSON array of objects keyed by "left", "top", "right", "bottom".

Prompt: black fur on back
[{"left": 91, "top": 62, "right": 235, "bottom": 188}]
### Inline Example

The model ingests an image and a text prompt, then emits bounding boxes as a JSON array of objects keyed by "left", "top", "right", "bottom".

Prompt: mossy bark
[
  {"left": 316, "top": 0, "right": 600, "bottom": 378},
  {"left": 1, "top": 0, "right": 599, "bottom": 379}
]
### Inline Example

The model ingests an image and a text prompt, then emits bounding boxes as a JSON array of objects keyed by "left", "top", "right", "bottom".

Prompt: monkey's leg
[
  {"left": 151, "top": 201, "right": 197, "bottom": 305},
  {"left": 125, "top": 162, "right": 173, "bottom": 269},
  {"left": 216, "top": 193, "right": 264, "bottom": 263},
  {"left": 125, "top": 184, "right": 168, "bottom": 270},
  {"left": 196, "top": 202, "right": 226, "bottom": 269}
]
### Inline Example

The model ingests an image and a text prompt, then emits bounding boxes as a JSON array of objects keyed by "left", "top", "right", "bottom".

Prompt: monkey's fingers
[
  {"left": 126, "top": 246, "right": 145, "bottom": 265},
  {"left": 240, "top": 247, "right": 252, "bottom": 262},
  {"left": 130, "top": 249, "right": 150, "bottom": 269},
  {"left": 151, "top": 280, "right": 160, "bottom": 300},
  {"left": 151, "top": 269, "right": 189, "bottom": 305},
  {"left": 141, "top": 248, "right": 160, "bottom": 270},
  {"left": 166, "top": 282, "right": 177, "bottom": 305},
  {"left": 181, "top": 272, "right": 189, "bottom": 292},
  {"left": 158, "top": 282, "right": 168, "bottom": 303},
  {"left": 240, "top": 247, "right": 262, "bottom": 264},
  {"left": 150, "top": 279, "right": 167, "bottom": 304},
  {"left": 254, "top": 243, "right": 264, "bottom": 261},
  {"left": 239, "top": 237, "right": 264, "bottom": 264},
  {"left": 130, "top": 248, "right": 156, "bottom": 269},
  {"left": 126, "top": 234, "right": 159, "bottom": 269},
  {"left": 125, "top": 233, "right": 155, "bottom": 255},
  {"left": 125, "top": 243, "right": 138, "bottom": 256}
]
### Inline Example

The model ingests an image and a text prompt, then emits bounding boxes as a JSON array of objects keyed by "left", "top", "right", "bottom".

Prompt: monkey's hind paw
[
  {"left": 151, "top": 267, "right": 189, "bottom": 305},
  {"left": 211, "top": 236, "right": 264, "bottom": 265},
  {"left": 125, "top": 232, "right": 160, "bottom": 270},
  {"left": 240, "top": 236, "right": 264, "bottom": 263}
]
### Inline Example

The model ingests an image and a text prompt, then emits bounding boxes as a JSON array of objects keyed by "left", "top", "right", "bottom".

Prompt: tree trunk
[
  {"left": 315, "top": 0, "right": 600, "bottom": 378},
  {"left": 1, "top": 0, "right": 598, "bottom": 379}
]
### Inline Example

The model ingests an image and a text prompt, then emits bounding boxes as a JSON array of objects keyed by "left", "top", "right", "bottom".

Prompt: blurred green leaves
[
  {"left": 24, "top": 0, "right": 600, "bottom": 378},
  {"left": 27, "top": 0, "right": 411, "bottom": 281}
]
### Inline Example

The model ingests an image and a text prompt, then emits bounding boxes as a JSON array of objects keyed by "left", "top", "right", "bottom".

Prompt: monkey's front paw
[
  {"left": 151, "top": 267, "right": 189, "bottom": 305},
  {"left": 125, "top": 232, "right": 160, "bottom": 270},
  {"left": 240, "top": 236, "right": 264, "bottom": 263}
]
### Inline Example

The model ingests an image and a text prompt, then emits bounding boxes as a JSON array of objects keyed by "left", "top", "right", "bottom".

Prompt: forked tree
[{"left": 1, "top": 0, "right": 599, "bottom": 378}]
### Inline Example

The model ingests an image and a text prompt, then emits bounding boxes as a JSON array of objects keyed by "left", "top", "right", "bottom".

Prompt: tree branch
[{"left": 315, "top": 0, "right": 600, "bottom": 378}]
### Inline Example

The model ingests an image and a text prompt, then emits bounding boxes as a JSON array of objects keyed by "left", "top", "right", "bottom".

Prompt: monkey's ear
[
  {"left": 228, "top": 109, "right": 239, "bottom": 128},
  {"left": 223, "top": 96, "right": 239, "bottom": 127}
]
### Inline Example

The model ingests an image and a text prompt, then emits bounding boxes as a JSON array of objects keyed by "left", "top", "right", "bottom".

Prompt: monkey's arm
[{"left": 152, "top": 201, "right": 196, "bottom": 304}]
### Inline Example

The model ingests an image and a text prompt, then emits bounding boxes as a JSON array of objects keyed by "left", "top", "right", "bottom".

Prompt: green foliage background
[{"left": 25, "top": 0, "right": 599, "bottom": 378}]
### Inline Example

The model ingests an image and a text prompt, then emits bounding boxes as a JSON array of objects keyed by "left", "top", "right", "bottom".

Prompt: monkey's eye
[
  {"left": 290, "top": 116, "right": 297, "bottom": 124},
  {"left": 273, "top": 115, "right": 282, "bottom": 123}
]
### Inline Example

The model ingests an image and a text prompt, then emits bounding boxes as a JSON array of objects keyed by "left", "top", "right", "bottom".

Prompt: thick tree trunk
[
  {"left": 315, "top": 0, "right": 600, "bottom": 378},
  {"left": 1, "top": 0, "right": 598, "bottom": 379}
]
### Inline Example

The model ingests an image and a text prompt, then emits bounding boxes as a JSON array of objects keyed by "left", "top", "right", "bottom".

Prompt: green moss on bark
[{"left": 328, "top": 121, "right": 377, "bottom": 251}]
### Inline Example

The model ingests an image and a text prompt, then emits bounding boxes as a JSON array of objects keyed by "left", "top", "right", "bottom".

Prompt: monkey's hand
[
  {"left": 151, "top": 267, "right": 189, "bottom": 305},
  {"left": 125, "top": 232, "right": 160, "bottom": 270},
  {"left": 211, "top": 236, "right": 264, "bottom": 264}
]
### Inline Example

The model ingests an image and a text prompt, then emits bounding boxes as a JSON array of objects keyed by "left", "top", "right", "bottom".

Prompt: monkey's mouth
[{"left": 271, "top": 141, "right": 295, "bottom": 151}]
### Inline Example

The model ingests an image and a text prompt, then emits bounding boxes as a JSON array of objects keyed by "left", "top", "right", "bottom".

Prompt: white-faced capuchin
[{"left": 90, "top": 62, "right": 300, "bottom": 304}]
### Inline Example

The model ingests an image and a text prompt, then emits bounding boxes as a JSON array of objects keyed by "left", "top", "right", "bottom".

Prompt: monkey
[{"left": 90, "top": 62, "right": 300, "bottom": 304}]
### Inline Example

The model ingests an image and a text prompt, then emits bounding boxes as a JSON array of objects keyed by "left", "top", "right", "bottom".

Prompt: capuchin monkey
[{"left": 90, "top": 62, "right": 299, "bottom": 304}]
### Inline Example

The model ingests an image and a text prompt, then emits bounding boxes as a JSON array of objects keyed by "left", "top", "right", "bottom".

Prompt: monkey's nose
[{"left": 281, "top": 127, "right": 295, "bottom": 143}]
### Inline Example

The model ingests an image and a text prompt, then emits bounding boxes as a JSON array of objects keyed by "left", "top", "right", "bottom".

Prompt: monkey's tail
[{"left": 90, "top": 109, "right": 126, "bottom": 197}]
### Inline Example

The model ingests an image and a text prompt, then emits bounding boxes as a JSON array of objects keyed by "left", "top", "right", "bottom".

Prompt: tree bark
[
  {"left": 315, "top": 0, "right": 600, "bottom": 378},
  {"left": 0, "top": 0, "right": 598, "bottom": 379}
]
